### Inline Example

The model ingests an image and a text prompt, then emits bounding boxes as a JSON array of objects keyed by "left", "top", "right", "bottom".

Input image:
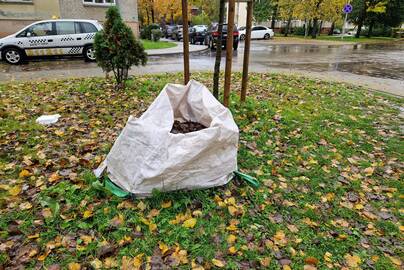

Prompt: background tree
[
  {"left": 94, "top": 7, "right": 147, "bottom": 89},
  {"left": 212, "top": 0, "right": 225, "bottom": 98},
  {"left": 278, "top": 0, "right": 299, "bottom": 36},
  {"left": 253, "top": 0, "right": 273, "bottom": 23}
]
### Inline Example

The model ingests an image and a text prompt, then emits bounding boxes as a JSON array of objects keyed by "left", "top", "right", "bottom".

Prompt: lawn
[
  {"left": 292, "top": 35, "right": 399, "bottom": 43},
  {"left": 0, "top": 73, "right": 403, "bottom": 269},
  {"left": 141, "top": 39, "right": 177, "bottom": 50}
]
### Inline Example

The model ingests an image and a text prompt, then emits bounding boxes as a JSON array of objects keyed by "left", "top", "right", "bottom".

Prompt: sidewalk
[{"left": 145, "top": 39, "right": 208, "bottom": 56}]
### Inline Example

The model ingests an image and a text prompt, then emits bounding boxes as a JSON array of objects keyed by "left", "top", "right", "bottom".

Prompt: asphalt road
[{"left": 1, "top": 40, "right": 403, "bottom": 96}]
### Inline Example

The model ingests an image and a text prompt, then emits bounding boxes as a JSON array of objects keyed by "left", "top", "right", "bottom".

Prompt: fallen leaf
[
  {"left": 228, "top": 246, "right": 237, "bottom": 254},
  {"left": 260, "top": 257, "right": 271, "bottom": 267},
  {"left": 83, "top": 210, "right": 93, "bottom": 219},
  {"left": 68, "top": 262, "right": 81, "bottom": 270},
  {"left": 9, "top": 185, "right": 22, "bottom": 196},
  {"left": 19, "top": 202, "right": 33, "bottom": 210},
  {"left": 227, "top": 234, "right": 236, "bottom": 244},
  {"left": 345, "top": 254, "right": 361, "bottom": 268},
  {"left": 183, "top": 218, "right": 197, "bottom": 228},
  {"left": 212, "top": 258, "right": 225, "bottom": 268},
  {"left": 19, "top": 169, "right": 31, "bottom": 178},
  {"left": 304, "top": 257, "right": 319, "bottom": 265},
  {"left": 161, "top": 200, "right": 172, "bottom": 208}
]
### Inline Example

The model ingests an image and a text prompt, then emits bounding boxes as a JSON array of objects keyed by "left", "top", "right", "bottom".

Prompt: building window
[{"left": 83, "top": 0, "right": 115, "bottom": 6}]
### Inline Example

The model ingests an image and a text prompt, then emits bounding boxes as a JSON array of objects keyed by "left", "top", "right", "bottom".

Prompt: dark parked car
[
  {"left": 171, "top": 25, "right": 183, "bottom": 41},
  {"left": 163, "top": 24, "right": 176, "bottom": 38},
  {"left": 189, "top": 25, "right": 207, "bottom": 44},
  {"left": 205, "top": 23, "right": 239, "bottom": 50}
]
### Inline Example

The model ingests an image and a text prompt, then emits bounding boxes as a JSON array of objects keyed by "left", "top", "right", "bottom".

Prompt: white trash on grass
[
  {"left": 95, "top": 80, "right": 239, "bottom": 197},
  {"left": 36, "top": 114, "right": 61, "bottom": 125}
]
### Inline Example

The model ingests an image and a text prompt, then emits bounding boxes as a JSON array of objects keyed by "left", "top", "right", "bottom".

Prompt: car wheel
[
  {"left": 240, "top": 34, "right": 246, "bottom": 41},
  {"left": 84, "top": 45, "right": 96, "bottom": 62},
  {"left": 264, "top": 33, "right": 270, "bottom": 40},
  {"left": 3, "top": 47, "right": 24, "bottom": 65}
]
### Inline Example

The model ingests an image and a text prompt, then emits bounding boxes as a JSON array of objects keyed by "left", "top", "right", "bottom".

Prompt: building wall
[
  {"left": 59, "top": 0, "right": 139, "bottom": 35},
  {"left": 0, "top": 0, "right": 139, "bottom": 37},
  {"left": 0, "top": 0, "right": 60, "bottom": 37}
]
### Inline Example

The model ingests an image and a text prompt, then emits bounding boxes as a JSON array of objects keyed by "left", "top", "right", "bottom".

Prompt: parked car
[
  {"left": 0, "top": 20, "right": 102, "bottom": 65},
  {"left": 239, "top": 25, "right": 274, "bottom": 40},
  {"left": 189, "top": 25, "right": 207, "bottom": 44},
  {"left": 163, "top": 24, "right": 177, "bottom": 38},
  {"left": 171, "top": 25, "right": 183, "bottom": 41},
  {"left": 0, "top": 19, "right": 102, "bottom": 64},
  {"left": 205, "top": 23, "right": 239, "bottom": 50},
  {"left": 333, "top": 29, "right": 341, "bottom": 35}
]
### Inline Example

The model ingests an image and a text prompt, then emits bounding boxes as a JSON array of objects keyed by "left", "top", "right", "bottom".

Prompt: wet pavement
[{"left": 1, "top": 41, "right": 403, "bottom": 96}]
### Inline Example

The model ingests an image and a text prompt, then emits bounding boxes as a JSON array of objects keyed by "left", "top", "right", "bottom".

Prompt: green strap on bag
[
  {"left": 234, "top": 171, "right": 260, "bottom": 188},
  {"left": 97, "top": 171, "right": 259, "bottom": 198}
]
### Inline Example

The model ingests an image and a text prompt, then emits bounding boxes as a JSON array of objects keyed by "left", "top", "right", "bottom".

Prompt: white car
[
  {"left": 239, "top": 26, "right": 274, "bottom": 41},
  {"left": 0, "top": 19, "right": 102, "bottom": 64}
]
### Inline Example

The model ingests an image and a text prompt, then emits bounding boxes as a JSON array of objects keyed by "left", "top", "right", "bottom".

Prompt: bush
[
  {"left": 151, "top": 29, "right": 162, "bottom": 41},
  {"left": 94, "top": 7, "right": 147, "bottom": 89},
  {"left": 294, "top": 26, "right": 305, "bottom": 36},
  {"left": 192, "top": 13, "right": 210, "bottom": 25},
  {"left": 141, "top": 24, "right": 160, "bottom": 40}
]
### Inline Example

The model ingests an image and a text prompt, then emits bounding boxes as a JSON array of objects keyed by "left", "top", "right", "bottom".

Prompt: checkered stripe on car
[
  {"left": 84, "top": 33, "right": 95, "bottom": 40},
  {"left": 28, "top": 39, "right": 47, "bottom": 44},
  {"left": 68, "top": 47, "right": 83, "bottom": 54},
  {"left": 61, "top": 36, "right": 75, "bottom": 42}
]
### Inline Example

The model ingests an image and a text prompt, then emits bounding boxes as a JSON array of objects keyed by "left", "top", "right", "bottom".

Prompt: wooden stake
[
  {"left": 223, "top": 0, "right": 235, "bottom": 107},
  {"left": 240, "top": 0, "right": 253, "bottom": 102},
  {"left": 181, "top": 0, "right": 190, "bottom": 84}
]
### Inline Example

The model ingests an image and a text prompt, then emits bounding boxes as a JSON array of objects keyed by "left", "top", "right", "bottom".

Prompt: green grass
[
  {"left": 292, "top": 34, "right": 399, "bottom": 43},
  {"left": 0, "top": 73, "right": 403, "bottom": 269},
  {"left": 141, "top": 39, "right": 177, "bottom": 50}
]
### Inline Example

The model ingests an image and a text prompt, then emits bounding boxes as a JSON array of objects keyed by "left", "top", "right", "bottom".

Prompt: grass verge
[
  {"left": 141, "top": 39, "right": 177, "bottom": 50},
  {"left": 0, "top": 73, "right": 403, "bottom": 269}
]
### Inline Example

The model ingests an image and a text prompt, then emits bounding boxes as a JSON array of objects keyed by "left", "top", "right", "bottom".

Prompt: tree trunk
[
  {"left": 366, "top": 20, "right": 374, "bottom": 37},
  {"left": 151, "top": 4, "right": 155, "bottom": 24},
  {"left": 318, "top": 20, "right": 323, "bottom": 36},
  {"left": 146, "top": 8, "right": 150, "bottom": 25},
  {"left": 304, "top": 19, "right": 309, "bottom": 38},
  {"left": 329, "top": 21, "right": 335, "bottom": 35},
  {"left": 355, "top": 3, "right": 367, "bottom": 38},
  {"left": 284, "top": 16, "right": 292, "bottom": 37},
  {"left": 271, "top": 4, "right": 278, "bottom": 30},
  {"left": 212, "top": 0, "right": 225, "bottom": 99},
  {"left": 311, "top": 18, "right": 318, "bottom": 38}
]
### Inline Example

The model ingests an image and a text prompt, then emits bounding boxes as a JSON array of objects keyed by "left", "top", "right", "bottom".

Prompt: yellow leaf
[
  {"left": 19, "top": 169, "right": 31, "bottom": 178},
  {"left": 37, "top": 250, "right": 50, "bottom": 261},
  {"left": 183, "top": 218, "right": 197, "bottom": 228},
  {"left": 149, "top": 223, "right": 157, "bottom": 231},
  {"left": 364, "top": 167, "right": 374, "bottom": 176},
  {"left": 19, "top": 202, "right": 32, "bottom": 210},
  {"left": 283, "top": 265, "right": 292, "bottom": 270},
  {"left": 387, "top": 255, "right": 401, "bottom": 266},
  {"left": 159, "top": 242, "right": 170, "bottom": 255},
  {"left": 227, "top": 234, "right": 237, "bottom": 244},
  {"left": 28, "top": 233, "right": 39, "bottom": 239},
  {"left": 83, "top": 210, "right": 93, "bottom": 219},
  {"left": 355, "top": 203, "right": 364, "bottom": 210},
  {"left": 90, "top": 258, "right": 103, "bottom": 269},
  {"left": 137, "top": 201, "right": 146, "bottom": 211},
  {"left": 55, "top": 130, "right": 64, "bottom": 136},
  {"left": 260, "top": 257, "right": 271, "bottom": 267},
  {"left": 9, "top": 185, "right": 22, "bottom": 196},
  {"left": 133, "top": 253, "right": 143, "bottom": 269},
  {"left": 49, "top": 172, "right": 61, "bottom": 183},
  {"left": 161, "top": 200, "right": 172, "bottom": 208},
  {"left": 68, "top": 262, "right": 81, "bottom": 270},
  {"left": 228, "top": 246, "right": 237, "bottom": 254},
  {"left": 345, "top": 254, "right": 361, "bottom": 268},
  {"left": 80, "top": 235, "right": 92, "bottom": 245},
  {"left": 228, "top": 205, "right": 238, "bottom": 216},
  {"left": 212, "top": 258, "right": 225, "bottom": 268}
]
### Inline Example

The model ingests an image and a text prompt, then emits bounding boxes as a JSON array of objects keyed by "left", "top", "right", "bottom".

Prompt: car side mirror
[{"left": 26, "top": 32, "right": 32, "bottom": 37}]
